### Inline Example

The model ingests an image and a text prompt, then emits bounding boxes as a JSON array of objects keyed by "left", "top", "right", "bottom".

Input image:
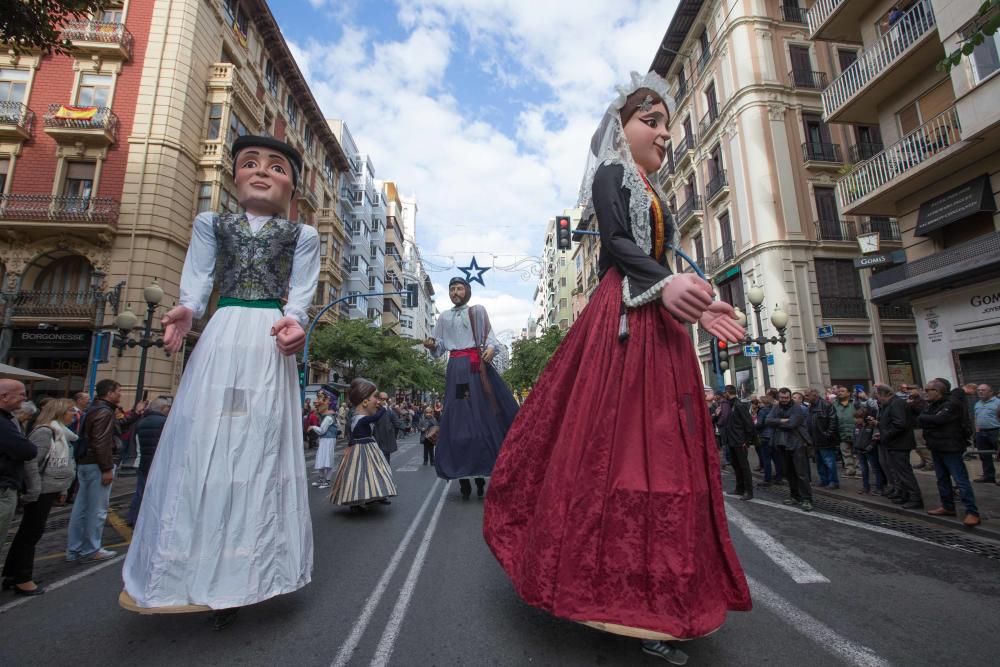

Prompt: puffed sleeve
[
  {"left": 283, "top": 224, "right": 321, "bottom": 328},
  {"left": 429, "top": 316, "right": 446, "bottom": 358},
  {"left": 178, "top": 212, "right": 218, "bottom": 319},
  {"left": 592, "top": 163, "right": 673, "bottom": 308}
]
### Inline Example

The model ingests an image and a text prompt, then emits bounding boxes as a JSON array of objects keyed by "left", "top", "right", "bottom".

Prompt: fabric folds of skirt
[{"left": 329, "top": 439, "right": 397, "bottom": 506}]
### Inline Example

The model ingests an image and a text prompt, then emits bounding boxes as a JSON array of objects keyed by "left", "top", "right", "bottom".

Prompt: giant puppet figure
[
  {"left": 483, "top": 72, "right": 752, "bottom": 664},
  {"left": 423, "top": 277, "right": 519, "bottom": 499},
  {"left": 121, "top": 135, "right": 318, "bottom": 629}
]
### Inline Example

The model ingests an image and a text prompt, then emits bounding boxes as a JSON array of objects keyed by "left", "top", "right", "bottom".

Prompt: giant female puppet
[
  {"left": 483, "top": 72, "right": 751, "bottom": 664},
  {"left": 121, "top": 135, "right": 317, "bottom": 629},
  {"left": 424, "top": 277, "right": 519, "bottom": 499}
]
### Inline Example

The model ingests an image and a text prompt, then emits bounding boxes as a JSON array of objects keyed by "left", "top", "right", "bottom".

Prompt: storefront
[
  {"left": 912, "top": 279, "right": 1000, "bottom": 388},
  {"left": 6, "top": 328, "right": 92, "bottom": 398},
  {"left": 823, "top": 339, "right": 874, "bottom": 390}
]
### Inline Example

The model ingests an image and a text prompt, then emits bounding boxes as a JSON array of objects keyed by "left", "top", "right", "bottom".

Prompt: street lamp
[
  {"left": 742, "top": 286, "right": 789, "bottom": 391},
  {"left": 114, "top": 279, "right": 166, "bottom": 403}
]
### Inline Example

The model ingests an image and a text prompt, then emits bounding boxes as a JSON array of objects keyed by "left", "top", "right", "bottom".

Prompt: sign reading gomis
[{"left": 916, "top": 174, "right": 996, "bottom": 236}]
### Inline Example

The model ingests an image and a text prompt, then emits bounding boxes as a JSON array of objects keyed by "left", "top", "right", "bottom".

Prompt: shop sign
[
  {"left": 915, "top": 174, "right": 996, "bottom": 236},
  {"left": 817, "top": 324, "right": 834, "bottom": 339},
  {"left": 11, "top": 329, "right": 92, "bottom": 350},
  {"left": 853, "top": 250, "right": 906, "bottom": 270},
  {"left": 743, "top": 344, "right": 760, "bottom": 358}
]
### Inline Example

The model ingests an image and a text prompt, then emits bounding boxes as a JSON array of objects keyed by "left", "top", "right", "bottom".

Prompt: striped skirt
[{"left": 329, "top": 439, "right": 397, "bottom": 506}]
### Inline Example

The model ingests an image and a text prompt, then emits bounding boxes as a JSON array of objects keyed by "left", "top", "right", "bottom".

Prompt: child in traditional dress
[
  {"left": 310, "top": 388, "right": 338, "bottom": 489},
  {"left": 329, "top": 378, "right": 397, "bottom": 512}
]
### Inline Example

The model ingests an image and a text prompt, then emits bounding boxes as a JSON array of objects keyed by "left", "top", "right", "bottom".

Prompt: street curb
[{"left": 750, "top": 470, "right": 1000, "bottom": 544}]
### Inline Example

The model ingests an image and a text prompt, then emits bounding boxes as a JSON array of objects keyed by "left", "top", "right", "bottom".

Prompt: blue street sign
[
  {"left": 767, "top": 354, "right": 775, "bottom": 365},
  {"left": 817, "top": 324, "right": 834, "bottom": 339},
  {"left": 743, "top": 344, "right": 760, "bottom": 358}
]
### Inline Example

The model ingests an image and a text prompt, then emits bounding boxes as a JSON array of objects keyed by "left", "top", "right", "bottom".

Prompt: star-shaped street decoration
[{"left": 458, "top": 256, "right": 491, "bottom": 286}]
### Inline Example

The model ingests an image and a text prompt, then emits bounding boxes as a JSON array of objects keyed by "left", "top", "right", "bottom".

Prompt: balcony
[
  {"left": 877, "top": 303, "right": 913, "bottom": 320},
  {"left": 6, "top": 290, "right": 97, "bottom": 320},
  {"left": 706, "top": 170, "right": 728, "bottom": 203},
  {"left": 0, "top": 194, "right": 119, "bottom": 239},
  {"left": 676, "top": 80, "right": 689, "bottom": 103},
  {"left": 704, "top": 240, "right": 735, "bottom": 275},
  {"left": 675, "top": 195, "right": 704, "bottom": 231},
  {"left": 698, "top": 105, "right": 720, "bottom": 138},
  {"left": 297, "top": 188, "right": 319, "bottom": 212},
  {"left": 789, "top": 70, "right": 827, "bottom": 91},
  {"left": 822, "top": 0, "right": 938, "bottom": 123},
  {"left": 870, "top": 232, "right": 1000, "bottom": 303},
  {"left": 698, "top": 326, "right": 713, "bottom": 346},
  {"left": 779, "top": 5, "right": 807, "bottom": 24},
  {"left": 837, "top": 107, "right": 962, "bottom": 214},
  {"left": 60, "top": 20, "right": 134, "bottom": 60},
  {"left": 207, "top": 62, "right": 263, "bottom": 128},
  {"left": 0, "top": 101, "right": 33, "bottom": 141},
  {"left": 43, "top": 104, "right": 118, "bottom": 145},
  {"left": 697, "top": 49, "right": 712, "bottom": 76},
  {"left": 848, "top": 142, "right": 884, "bottom": 163},
  {"left": 673, "top": 134, "right": 696, "bottom": 169},
  {"left": 815, "top": 219, "right": 855, "bottom": 242},
  {"left": 802, "top": 141, "right": 843, "bottom": 168},
  {"left": 199, "top": 140, "right": 233, "bottom": 172},
  {"left": 807, "top": 0, "right": 865, "bottom": 42},
  {"left": 819, "top": 295, "right": 867, "bottom": 319},
  {"left": 860, "top": 216, "right": 901, "bottom": 241}
]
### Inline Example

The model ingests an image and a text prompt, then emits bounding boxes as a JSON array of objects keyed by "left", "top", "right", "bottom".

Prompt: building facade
[
  {"left": 0, "top": 0, "right": 350, "bottom": 401},
  {"left": 533, "top": 209, "right": 580, "bottom": 333},
  {"left": 380, "top": 180, "right": 404, "bottom": 335},
  {"left": 809, "top": 0, "right": 1000, "bottom": 386},
  {"left": 649, "top": 0, "right": 919, "bottom": 393}
]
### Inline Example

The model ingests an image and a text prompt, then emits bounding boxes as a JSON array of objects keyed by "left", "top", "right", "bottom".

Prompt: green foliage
[
  {"left": 310, "top": 318, "right": 444, "bottom": 394},
  {"left": 503, "top": 326, "right": 565, "bottom": 394},
  {"left": 939, "top": 1, "right": 1000, "bottom": 72},
  {"left": 1, "top": 1, "right": 105, "bottom": 55}
]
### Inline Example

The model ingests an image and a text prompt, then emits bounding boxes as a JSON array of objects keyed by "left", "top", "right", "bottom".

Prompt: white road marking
[
  {"left": 748, "top": 576, "right": 891, "bottom": 667},
  {"left": 0, "top": 554, "right": 125, "bottom": 615},
  {"left": 331, "top": 478, "right": 443, "bottom": 667},
  {"left": 395, "top": 466, "right": 420, "bottom": 472},
  {"left": 726, "top": 503, "right": 829, "bottom": 584},
  {"left": 369, "top": 483, "right": 450, "bottom": 667}
]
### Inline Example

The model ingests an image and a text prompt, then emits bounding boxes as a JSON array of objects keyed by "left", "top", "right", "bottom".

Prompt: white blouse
[
  {"left": 429, "top": 305, "right": 500, "bottom": 358},
  {"left": 178, "top": 211, "right": 320, "bottom": 327}
]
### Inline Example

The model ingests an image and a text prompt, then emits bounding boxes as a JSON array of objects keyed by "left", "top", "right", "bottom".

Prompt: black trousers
[
  {"left": 422, "top": 442, "right": 435, "bottom": 464},
  {"left": 886, "top": 449, "right": 922, "bottom": 505},
  {"left": 2, "top": 491, "right": 58, "bottom": 584},
  {"left": 779, "top": 446, "right": 812, "bottom": 502},
  {"left": 726, "top": 444, "right": 753, "bottom": 495}
]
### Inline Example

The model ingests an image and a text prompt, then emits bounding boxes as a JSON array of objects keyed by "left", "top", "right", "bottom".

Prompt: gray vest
[{"left": 213, "top": 213, "right": 302, "bottom": 301}]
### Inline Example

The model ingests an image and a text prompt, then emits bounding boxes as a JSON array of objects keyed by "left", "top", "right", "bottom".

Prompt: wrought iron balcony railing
[
  {"left": 7, "top": 290, "right": 98, "bottom": 319},
  {"left": 816, "top": 219, "right": 855, "bottom": 241},
  {"left": 705, "top": 240, "right": 735, "bottom": 274},
  {"left": 802, "top": 141, "right": 843, "bottom": 163},
  {"left": 0, "top": 101, "right": 34, "bottom": 134},
  {"left": 790, "top": 69, "right": 828, "bottom": 90},
  {"left": 676, "top": 79, "right": 688, "bottom": 102},
  {"left": 822, "top": 0, "right": 936, "bottom": 118},
  {"left": 706, "top": 171, "right": 728, "bottom": 199},
  {"left": 819, "top": 295, "right": 867, "bottom": 319},
  {"left": 43, "top": 104, "right": 119, "bottom": 140},
  {"left": 848, "top": 142, "right": 884, "bottom": 163},
  {"left": 697, "top": 48, "right": 712, "bottom": 75},
  {"left": 837, "top": 107, "right": 961, "bottom": 209},
  {"left": 0, "top": 193, "right": 120, "bottom": 226},
  {"left": 673, "top": 134, "right": 696, "bottom": 166},
  {"left": 60, "top": 20, "right": 134, "bottom": 58},
  {"left": 698, "top": 105, "right": 720, "bottom": 137},
  {"left": 676, "top": 195, "right": 704, "bottom": 226},
  {"left": 780, "top": 5, "right": 807, "bottom": 24},
  {"left": 861, "top": 216, "right": 901, "bottom": 241},
  {"left": 877, "top": 303, "right": 913, "bottom": 320}
]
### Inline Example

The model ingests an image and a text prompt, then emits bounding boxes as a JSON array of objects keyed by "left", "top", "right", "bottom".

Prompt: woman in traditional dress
[
  {"left": 310, "top": 388, "right": 339, "bottom": 489},
  {"left": 122, "top": 135, "right": 317, "bottom": 630},
  {"left": 329, "top": 378, "right": 397, "bottom": 512},
  {"left": 483, "top": 72, "right": 751, "bottom": 664}
]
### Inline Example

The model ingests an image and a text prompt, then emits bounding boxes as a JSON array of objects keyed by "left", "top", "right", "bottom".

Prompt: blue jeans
[
  {"left": 126, "top": 468, "right": 147, "bottom": 526},
  {"left": 816, "top": 448, "right": 840, "bottom": 486},
  {"left": 931, "top": 451, "right": 978, "bottom": 515},
  {"left": 856, "top": 449, "right": 885, "bottom": 492},
  {"left": 759, "top": 440, "right": 774, "bottom": 481},
  {"left": 66, "top": 463, "right": 114, "bottom": 559}
]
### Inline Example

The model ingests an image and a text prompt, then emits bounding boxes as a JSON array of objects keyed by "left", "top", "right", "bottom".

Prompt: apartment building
[
  {"left": 380, "top": 180, "right": 404, "bottom": 335},
  {"left": 649, "top": 0, "right": 919, "bottom": 392},
  {"left": 532, "top": 210, "right": 580, "bottom": 333},
  {"left": 0, "top": 0, "right": 349, "bottom": 401},
  {"left": 808, "top": 0, "right": 1000, "bottom": 385}
]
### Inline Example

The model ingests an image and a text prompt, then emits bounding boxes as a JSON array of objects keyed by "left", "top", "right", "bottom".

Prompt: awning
[{"left": 0, "top": 363, "right": 57, "bottom": 381}]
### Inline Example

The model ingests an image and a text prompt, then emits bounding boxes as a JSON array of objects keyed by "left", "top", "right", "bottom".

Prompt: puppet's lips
[{"left": 250, "top": 182, "right": 271, "bottom": 190}]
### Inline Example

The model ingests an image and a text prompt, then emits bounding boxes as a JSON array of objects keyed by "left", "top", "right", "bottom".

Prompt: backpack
[{"left": 72, "top": 405, "right": 114, "bottom": 461}]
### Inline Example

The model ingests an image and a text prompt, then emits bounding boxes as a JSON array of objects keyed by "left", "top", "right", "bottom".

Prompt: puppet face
[
  {"left": 449, "top": 283, "right": 469, "bottom": 306},
  {"left": 622, "top": 101, "right": 670, "bottom": 176},
  {"left": 234, "top": 147, "right": 294, "bottom": 216}
]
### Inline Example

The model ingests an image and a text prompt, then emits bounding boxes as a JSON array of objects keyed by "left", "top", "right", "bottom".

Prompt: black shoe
[
  {"left": 640, "top": 640, "right": 688, "bottom": 665},
  {"left": 1, "top": 579, "right": 12, "bottom": 591},
  {"left": 459, "top": 479, "right": 472, "bottom": 500},
  {"left": 212, "top": 608, "right": 239, "bottom": 631},
  {"left": 902, "top": 501, "right": 924, "bottom": 510},
  {"left": 741, "top": 493, "right": 753, "bottom": 501},
  {"left": 12, "top": 585, "right": 45, "bottom": 597},
  {"left": 475, "top": 478, "right": 486, "bottom": 498}
]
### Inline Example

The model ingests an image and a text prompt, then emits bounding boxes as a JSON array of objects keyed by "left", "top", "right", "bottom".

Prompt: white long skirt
[
  {"left": 314, "top": 436, "right": 336, "bottom": 470},
  {"left": 122, "top": 306, "right": 313, "bottom": 610}
]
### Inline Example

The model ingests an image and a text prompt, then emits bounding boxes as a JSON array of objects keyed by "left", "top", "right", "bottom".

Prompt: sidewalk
[{"left": 745, "top": 449, "right": 1000, "bottom": 542}]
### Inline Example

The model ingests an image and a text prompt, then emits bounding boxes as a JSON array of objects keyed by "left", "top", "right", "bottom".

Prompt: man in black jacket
[
  {"left": 0, "top": 380, "right": 37, "bottom": 545},
  {"left": 806, "top": 388, "right": 840, "bottom": 489},
  {"left": 767, "top": 388, "right": 813, "bottom": 511},
  {"left": 718, "top": 386, "right": 754, "bottom": 500},
  {"left": 874, "top": 384, "right": 923, "bottom": 509},
  {"left": 125, "top": 397, "right": 171, "bottom": 527},
  {"left": 372, "top": 392, "right": 404, "bottom": 504},
  {"left": 919, "top": 382, "right": 980, "bottom": 527}
]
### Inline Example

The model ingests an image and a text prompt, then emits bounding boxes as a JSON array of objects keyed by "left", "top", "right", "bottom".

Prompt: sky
[{"left": 273, "top": 0, "right": 678, "bottom": 336}]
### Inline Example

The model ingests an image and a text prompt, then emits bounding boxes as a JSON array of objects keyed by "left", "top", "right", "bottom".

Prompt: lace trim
[{"left": 623, "top": 274, "right": 674, "bottom": 308}]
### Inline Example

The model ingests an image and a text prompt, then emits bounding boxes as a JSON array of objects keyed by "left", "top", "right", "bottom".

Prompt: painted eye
[
  {"left": 241, "top": 160, "right": 258, "bottom": 169},
  {"left": 271, "top": 164, "right": 287, "bottom": 174}
]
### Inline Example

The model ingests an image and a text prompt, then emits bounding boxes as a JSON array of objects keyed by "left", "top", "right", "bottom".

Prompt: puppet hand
[
  {"left": 423, "top": 337, "right": 436, "bottom": 350},
  {"left": 161, "top": 306, "right": 194, "bottom": 354},
  {"left": 698, "top": 301, "right": 746, "bottom": 342},
  {"left": 660, "top": 273, "right": 715, "bottom": 323},
  {"left": 482, "top": 346, "right": 495, "bottom": 364},
  {"left": 271, "top": 316, "right": 306, "bottom": 356}
]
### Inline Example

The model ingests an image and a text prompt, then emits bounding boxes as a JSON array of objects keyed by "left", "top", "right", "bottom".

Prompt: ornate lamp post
[
  {"left": 114, "top": 280, "right": 166, "bottom": 403},
  {"left": 737, "top": 286, "right": 790, "bottom": 392}
]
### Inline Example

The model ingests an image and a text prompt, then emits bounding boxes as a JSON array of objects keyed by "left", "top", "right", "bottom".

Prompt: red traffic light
[
  {"left": 557, "top": 216, "right": 570, "bottom": 229},
  {"left": 718, "top": 340, "right": 727, "bottom": 349}
]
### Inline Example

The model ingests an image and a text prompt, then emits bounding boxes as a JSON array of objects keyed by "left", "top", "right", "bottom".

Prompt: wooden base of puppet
[
  {"left": 579, "top": 621, "right": 679, "bottom": 641},
  {"left": 118, "top": 589, "right": 211, "bottom": 614}
]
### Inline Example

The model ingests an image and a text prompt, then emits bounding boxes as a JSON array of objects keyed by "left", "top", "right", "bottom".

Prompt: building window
[
  {"left": 285, "top": 95, "right": 298, "bottom": 128},
  {"left": 63, "top": 162, "right": 95, "bottom": 205},
  {"left": 815, "top": 258, "right": 866, "bottom": 318},
  {"left": 229, "top": 109, "right": 249, "bottom": 144},
  {"left": 223, "top": 0, "right": 238, "bottom": 21},
  {"left": 319, "top": 233, "right": 328, "bottom": 257},
  {"left": 196, "top": 182, "right": 212, "bottom": 212},
  {"left": 314, "top": 280, "right": 326, "bottom": 306},
  {"left": 219, "top": 187, "right": 240, "bottom": 214},
  {"left": 0, "top": 68, "right": 29, "bottom": 104},
  {"left": 0, "top": 158, "right": 9, "bottom": 193},
  {"left": 896, "top": 80, "right": 956, "bottom": 135},
  {"left": 968, "top": 23, "right": 1000, "bottom": 82},
  {"left": 101, "top": 8, "right": 124, "bottom": 23},
  {"left": 207, "top": 103, "right": 224, "bottom": 140},
  {"left": 76, "top": 73, "right": 113, "bottom": 107},
  {"left": 264, "top": 59, "right": 279, "bottom": 96},
  {"left": 837, "top": 49, "right": 858, "bottom": 73}
]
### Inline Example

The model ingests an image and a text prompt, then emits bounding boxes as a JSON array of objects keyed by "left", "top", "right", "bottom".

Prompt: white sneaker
[
  {"left": 311, "top": 481, "right": 321, "bottom": 486},
  {"left": 81, "top": 549, "right": 117, "bottom": 563},
  {"left": 317, "top": 482, "right": 330, "bottom": 489}
]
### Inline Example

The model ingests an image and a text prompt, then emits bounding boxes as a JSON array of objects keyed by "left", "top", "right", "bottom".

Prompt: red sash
[{"left": 451, "top": 347, "right": 481, "bottom": 373}]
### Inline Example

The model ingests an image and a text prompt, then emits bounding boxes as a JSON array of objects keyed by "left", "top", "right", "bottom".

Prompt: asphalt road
[{"left": 2, "top": 433, "right": 999, "bottom": 666}]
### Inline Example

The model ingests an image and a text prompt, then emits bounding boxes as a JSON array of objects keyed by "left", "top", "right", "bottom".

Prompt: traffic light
[
  {"left": 556, "top": 215, "right": 572, "bottom": 251},
  {"left": 718, "top": 339, "right": 729, "bottom": 371},
  {"left": 297, "top": 362, "right": 307, "bottom": 388}
]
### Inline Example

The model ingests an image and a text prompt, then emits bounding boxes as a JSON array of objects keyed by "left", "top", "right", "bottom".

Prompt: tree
[
  {"left": 1, "top": 1, "right": 105, "bottom": 55},
  {"left": 503, "top": 326, "right": 564, "bottom": 395},
  {"left": 939, "top": 1, "right": 1000, "bottom": 72}
]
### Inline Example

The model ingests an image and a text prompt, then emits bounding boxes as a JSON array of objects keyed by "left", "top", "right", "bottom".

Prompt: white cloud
[{"left": 289, "top": 0, "right": 677, "bottom": 330}]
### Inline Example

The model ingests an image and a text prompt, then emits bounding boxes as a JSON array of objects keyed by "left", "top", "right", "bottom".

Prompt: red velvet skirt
[{"left": 483, "top": 268, "right": 751, "bottom": 639}]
